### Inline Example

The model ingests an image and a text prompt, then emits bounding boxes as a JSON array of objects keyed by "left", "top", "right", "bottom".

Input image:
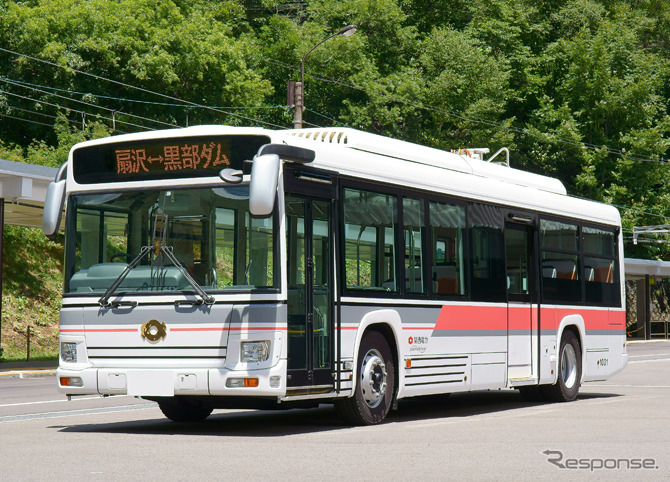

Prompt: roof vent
[{"left": 290, "top": 129, "right": 348, "bottom": 145}]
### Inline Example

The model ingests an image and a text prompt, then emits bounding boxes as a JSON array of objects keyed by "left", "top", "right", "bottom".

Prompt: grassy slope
[{"left": 0, "top": 225, "right": 63, "bottom": 361}]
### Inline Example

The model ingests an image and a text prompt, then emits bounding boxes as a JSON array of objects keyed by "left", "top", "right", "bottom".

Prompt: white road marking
[
  {"left": 628, "top": 352, "right": 670, "bottom": 359},
  {"left": 628, "top": 358, "right": 670, "bottom": 364},
  {"left": 587, "top": 384, "right": 670, "bottom": 388},
  {"left": 0, "top": 395, "right": 125, "bottom": 408},
  {"left": 0, "top": 403, "right": 157, "bottom": 423}
]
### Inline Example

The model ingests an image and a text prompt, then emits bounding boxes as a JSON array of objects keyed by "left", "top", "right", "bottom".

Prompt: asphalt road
[{"left": 1, "top": 341, "right": 669, "bottom": 480}]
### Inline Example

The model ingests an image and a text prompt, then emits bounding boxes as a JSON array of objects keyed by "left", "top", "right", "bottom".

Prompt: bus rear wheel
[
  {"left": 541, "top": 330, "right": 582, "bottom": 402},
  {"left": 335, "top": 330, "right": 395, "bottom": 425},
  {"left": 157, "top": 397, "right": 213, "bottom": 422}
]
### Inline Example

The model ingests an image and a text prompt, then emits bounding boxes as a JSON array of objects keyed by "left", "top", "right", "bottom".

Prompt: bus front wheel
[
  {"left": 335, "top": 330, "right": 396, "bottom": 425},
  {"left": 541, "top": 330, "right": 582, "bottom": 402},
  {"left": 157, "top": 397, "right": 213, "bottom": 423}
]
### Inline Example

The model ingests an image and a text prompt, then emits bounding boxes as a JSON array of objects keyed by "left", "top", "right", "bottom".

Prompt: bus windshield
[{"left": 64, "top": 185, "right": 276, "bottom": 294}]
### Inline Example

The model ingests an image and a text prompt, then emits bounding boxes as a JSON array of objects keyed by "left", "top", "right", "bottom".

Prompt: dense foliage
[
  {"left": 1, "top": 0, "right": 669, "bottom": 257},
  {"left": 0, "top": 226, "right": 62, "bottom": 360}
]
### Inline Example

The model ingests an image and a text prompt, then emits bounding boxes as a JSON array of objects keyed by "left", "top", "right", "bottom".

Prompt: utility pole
[
  {"left": 289, "top": 24, "right": 356, "bottom": 129},
  {"left": 292, "top": 81, "right": 303, "bottom": 130}
]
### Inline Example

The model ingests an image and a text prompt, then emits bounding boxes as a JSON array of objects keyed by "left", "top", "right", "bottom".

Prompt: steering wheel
[{"left": 110, "top": 252, "right": 134, "bottom": 262}]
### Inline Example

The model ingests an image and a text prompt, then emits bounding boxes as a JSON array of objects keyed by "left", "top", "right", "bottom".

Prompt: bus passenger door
[
  {"left": 505, "top": 217, "right": 537, "bottom": 381},
  {"left": 285, "top": 167, "right": 336, "bottom": 391}
]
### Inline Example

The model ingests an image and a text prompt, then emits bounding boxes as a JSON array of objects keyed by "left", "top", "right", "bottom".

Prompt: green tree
[
  {"left": 415, "top": 26, "right": 513, "bottom": 150},
  {"left": 522, "top": 3, "right": 670, "bottom": 256},
  {"left": 1, "top": 0, "right": 670, "bottom": 258},
  {"left": 0, "top": 0, "right": 273, "bottom": 144}
]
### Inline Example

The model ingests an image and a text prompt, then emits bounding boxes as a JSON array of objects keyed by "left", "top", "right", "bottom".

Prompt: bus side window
[
  {"left": 540, "top": 219, "right": 581, "bottom": 303},
  {"left": 430, "top": 201, "right": 465, "bottom": 296},
  {"left": 583, "top": 226, "right": 619, "bottom": 306},
  {"left": 469, "top": 203, "right": 505, "bottom": 302},
  {"left": 343, "top": 188, "right": 398, "bottom": 292}
]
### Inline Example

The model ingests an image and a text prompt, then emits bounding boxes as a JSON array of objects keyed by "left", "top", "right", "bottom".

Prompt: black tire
[
  {"left": 335, "top": 330, "right": 396, "bottom": 425},
  {"left": 157, "top": 397, "right": 213, "bottom": 422},
  {"left": 541, "top": 330, "right": 582, "bottom": 402}
]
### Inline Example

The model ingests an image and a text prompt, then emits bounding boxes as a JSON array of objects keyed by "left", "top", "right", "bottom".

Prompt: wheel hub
[
  {"left": 561, "top": 343, "right": 578, "bottom": 389},
  {"left": 360, "top": 349, "right": 387, "bottom": 408}
]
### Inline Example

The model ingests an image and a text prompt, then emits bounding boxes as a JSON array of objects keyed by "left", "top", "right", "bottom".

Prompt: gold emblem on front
[{"left": 141, "top": 319, "right": 167, "bottom": 342}]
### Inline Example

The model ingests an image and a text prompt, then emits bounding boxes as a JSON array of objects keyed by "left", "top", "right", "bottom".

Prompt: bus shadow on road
[
  {"left": 53, "top": 389, "right": 623, "bottom": 437},
  {"left": 54, "top": 405, "right": 349, "bottom": 437},
  {"left": 391, "top": 389, "right": 622, "bottom": 423}
]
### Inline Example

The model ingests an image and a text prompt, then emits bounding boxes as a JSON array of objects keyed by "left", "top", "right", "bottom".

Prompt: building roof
[
  {"left": 0, "top": 158, "right": 58, "bottom": 228},
  {"left": 0, "top": 159, "right": 58, "bottom": 180},
  {"left": 625, "top": 258, "right": 670, "bottom": 279}
]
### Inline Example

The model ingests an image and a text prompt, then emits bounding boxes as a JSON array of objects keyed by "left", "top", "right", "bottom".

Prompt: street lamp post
[{"left": 292, "top": 24, "right": 357, "bottom": 129}]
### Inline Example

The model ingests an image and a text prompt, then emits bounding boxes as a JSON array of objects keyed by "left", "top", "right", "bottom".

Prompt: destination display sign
[
  {"left": 72, "top": 135, "right": 270, "bottom": 184},
  {"left": 114, "top": 140, "right": 230, "bottom": 174}
]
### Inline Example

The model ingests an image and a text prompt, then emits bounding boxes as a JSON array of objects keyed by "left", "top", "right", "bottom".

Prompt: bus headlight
[
  {"left": 240, "top": 341, "right": 270, "bottom": 363},
  {"left": 60, "top": 342, "right": 77, "bottom": 363}
]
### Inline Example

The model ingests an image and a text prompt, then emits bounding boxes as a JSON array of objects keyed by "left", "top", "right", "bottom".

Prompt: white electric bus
[{"left": 44, "top": 125, "right": 627, "bottom": 425}]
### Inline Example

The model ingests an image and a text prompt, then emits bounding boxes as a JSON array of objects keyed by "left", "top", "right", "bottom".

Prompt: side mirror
[
  {"left": 249, "top": 153, "right": 279, "bottom": 216},
  {"left": 43, "top": 179, "right": 66, "bottom": 238}
]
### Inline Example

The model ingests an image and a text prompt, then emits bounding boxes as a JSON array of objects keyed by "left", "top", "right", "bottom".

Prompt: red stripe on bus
[
  {"left": 541, "top": 307, "right": 557, "bottom": 330},
  {"left": 171, "top": 327, "right": 227, "bottom": 332},
  {"left": 64, "top": 326, "right": 291, "bottom": 333},
  {"left": 435, "top": 305, "right": 625, "bottom": 332},
  {"left": 82, "top": 329, "right": 138, "bottom": 333},
  {"left": 229, "top": 327, "right": 286, "bottom": 331},
  {"left": 171, "top": 327, "right": 286, "bottom": 332},
  {"left": 508, "top": 305, "right": 532, "bottom": 330},
  {"left": 435, "top": 305, "right": 507, "bottom": 331},
  {"left": 540, "top": 307, "right": 625, "bottom": 331},
  {"left": 608, "top": 310, "right": 626, "bottom": 326},
  {"left": 555, "top": 308, "right": 610, "bottom": 330}
]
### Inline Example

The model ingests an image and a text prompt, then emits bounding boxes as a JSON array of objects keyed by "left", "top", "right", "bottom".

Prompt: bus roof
[
  {"left": 273, "top": 127, "right": 619, "bottom": 227},
  {"left": 65, "top": 125, "right": 620, "bottom": 227},
  {"left": 277, "top": 127, "right": 566, "bottom": 195}
]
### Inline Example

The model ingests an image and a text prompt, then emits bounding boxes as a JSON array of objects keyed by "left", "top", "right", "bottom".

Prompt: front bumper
[{"left": 57, "top": 360, "right": 288, "bottom": 398}]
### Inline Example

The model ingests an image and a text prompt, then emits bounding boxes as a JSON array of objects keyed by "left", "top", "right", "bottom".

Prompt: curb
[
  {"left": 0, "top": 369, "right": 57, "bottom": 378},
  {"left": 0, "top": 360, "right": 58, "bottom": 378}
]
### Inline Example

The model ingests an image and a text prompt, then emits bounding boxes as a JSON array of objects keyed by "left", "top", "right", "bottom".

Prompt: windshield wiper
[
  {"left": 158, "top": 245, "right": 215, "bottom": 305},
  {"left": 98, "top": 244, "right": 215, "bottom": 307},
  {"left": 99, "top": 245, "right": 152, "bottom": 307}
]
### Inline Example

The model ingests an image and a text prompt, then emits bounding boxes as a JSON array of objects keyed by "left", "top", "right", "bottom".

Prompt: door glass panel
[
  {"left": 403, "top": 197, "right": 425, "bottom": 294},
  {"left": 286, "top": 199, "right": 306, "bottom": 371},
  {"left": 469, "top": 203, "right": 505, "bottom": 301},
  {"left": 505, "top": 227, "right": 529, "bottom": 295},
  {"left": 286, "top": 196, "right": 332, "bottom": 383},
  {"left": 312, "top": 201, "right": 330, "bottom": 371},
  {"left": 505, "top": 222, "right": 534, "bottom": 379}
]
